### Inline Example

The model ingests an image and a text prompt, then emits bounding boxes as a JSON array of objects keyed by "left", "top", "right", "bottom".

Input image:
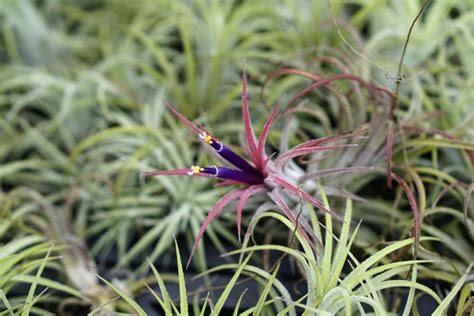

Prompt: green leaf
[
  {"left": 0, "top": 289, "right": 14, "bottom": 316},
  {"left": 147, "top": 258, "right": 173, "bottom": 313},
  {"left": 11, "top": 275, "right": 81, "bottom": 298},
  {"left": 214, "top": 252, "right": 252, "bottom": 314},
  {"left": 432, "top": 263, "right": 473, "bottom": 316},
  {"left": 253, "top": 263, "right": 280, "bottom": 316},
  {"left": 233, "top": 289, "right": 248, "bottom": 316},
  {"left": 174, "top": 239, "right": 188, "bottom": 316},
  {"left": 96, "top": 275, "right": 146, "bottom": 315},
  {"left": 21, "top": 245, "right": 52, "bottom": 316},
  {"left": 402, "top": 264, "right": 417, "bottom": 316}
]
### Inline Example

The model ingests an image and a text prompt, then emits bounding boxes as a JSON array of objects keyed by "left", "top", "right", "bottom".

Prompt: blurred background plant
[{"left": 0, "top": 0, "right": 472, "bottom": 314}]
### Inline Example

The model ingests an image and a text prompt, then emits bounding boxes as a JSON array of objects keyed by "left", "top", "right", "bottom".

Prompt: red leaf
[
  {"left": 281, "top": 74, "right": 395, "bottom": 116},
  {"left": 257, "top": 99, "right": 282, "bottom": 168},
  {"left": 274, "top": 144, "right": 358, "bottom": 170},
  {"left": 386, "top": 120, "right": 394, "bottom": 188},
  {"left": 298, "top": 166, "right": 374, "bottom": 184},
  {"left": 187, "top": 189, "right": 244, "bottom": 268},
  {"left": 395, "top": 174, "right": 421, "bottom": 259},
  {"left": 237, "top": 185, "right": 267, "bottom": 241},
  {"left": 164, "top": 101, "right": 202, "bottom": 136},
  {"left": 464, "top": 183, "right": 474, "bottom": 238},
  {"left": 241, "top": 65, "right": 259, "bottom": 165},
  {"left": 268, "top": 189, "right": 320, "bottom": 255},
  {"left": 267, "top": 174, "right": 340, "bottom": 220},
  {"left": 260, "top": 68, "right": 322, "bottom": 107},
  {"left": 214, "top": 180, "right": 246, "bottom": 187},
  {"left": 292, "top": 125, "right": 368, "bottom": 150}
]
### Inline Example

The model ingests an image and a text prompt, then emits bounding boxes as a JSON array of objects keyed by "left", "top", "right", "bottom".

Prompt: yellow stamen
[
  {"left": 188, "top": 165, "right": 202, "bottom": 176},
  {"left": 199, "top": 132, "right": 214, "bottom": 144},
  {"left": 204, "top": 135, "right": 213, "bottom": 144}
]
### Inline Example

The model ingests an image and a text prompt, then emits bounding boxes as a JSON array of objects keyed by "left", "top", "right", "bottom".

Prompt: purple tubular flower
[
  {"left": 202, "top": 166, "right": 264, "bottom": 185},
  {"left": 209, "top": 140, "right": 260, "bottom": 175}
]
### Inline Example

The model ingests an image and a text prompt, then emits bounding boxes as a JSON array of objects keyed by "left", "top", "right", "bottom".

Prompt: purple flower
[{"left": 145, "top": 66, "right": 366, "bottom": 267}]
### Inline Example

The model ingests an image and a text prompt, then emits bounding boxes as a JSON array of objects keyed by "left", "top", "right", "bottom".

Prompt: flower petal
[
  {"left": 203, "top": 167, "right": 263, "bottom": 184},
  {"left": 211, "top": 141, "right": 260, "bottom": 175},
  {"left": 164, "top": 102, "right": 259, "bottom": 175},
  {"left": 187, "top": 189, "right": 244, "bottom": 268},
  {"left": 145, "top": 166, "right": 263, "bottom": 185}
]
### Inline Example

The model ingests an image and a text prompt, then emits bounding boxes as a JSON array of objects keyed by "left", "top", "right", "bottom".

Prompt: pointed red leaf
[
  {"left": 318, "top": 186, "right": 367, "bottom": 202},
  {"left": 257, "top": 99, "right": 282, "bottom": 168},
  {"left": 237, "top": 185, "right": 266, "bottom": 241},
  {"left": 395, "top": 174, "right": 421, "bottom": 259},
  {"left": 386, "top": 120, "right": 394, "bottom": 188},
  {"left": 281, "top": 74, "right": 395, "bottom": 115},
  {"left": 292, "top": 125, "right": 369, "bottom": 150},
  {"left": 431, "top": 181, "right": 460, "bottom": 208},
  {"left": 187, "top": 189, "right": 244, "bottom": 268},
  {"left": 268, "top": 190, "right": 320, "bottom": 255},
  {"left": 267, "top": 174, "right": 341, "bottom": 220},
  {"left": 275, "top": 144, "right": 358, "bottom": 170},
  {"left": 164, "top": 101, "right": 202, "bottom": 136},
  {"left": 241, "top": 65, "right": 259, "bottom": 165},
  {"left": 463, "top": 183, "right": 474, "bottom": 238},
  {"left": 262, "top": 153, "right": 276, "bottom": 174},
  {"left": 242, "top": 202, "right": 276, "bottom": 251},
  {"left": 298, "top": 166, "right": 374, "bottom": 184},
  {"left": 214, "top": 180, "right": 246, "bottom": 187}
]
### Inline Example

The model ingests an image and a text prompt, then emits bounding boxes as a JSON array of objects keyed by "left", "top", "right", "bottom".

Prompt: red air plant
[{"left": 145, "top": 67, "right": 366, "bottom": 268}]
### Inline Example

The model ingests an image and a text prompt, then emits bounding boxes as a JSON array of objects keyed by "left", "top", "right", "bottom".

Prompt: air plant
[{"left": 145, "top": 66, "right": 368, "bottom": 267}]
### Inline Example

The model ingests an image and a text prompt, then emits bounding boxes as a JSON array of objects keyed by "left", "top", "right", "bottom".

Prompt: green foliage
[
  {"left": 231, "top": 192, "right": 442, "bottom": 314},
  {"left": 1, "top": 0, "right": 472, "bottom": 314}
]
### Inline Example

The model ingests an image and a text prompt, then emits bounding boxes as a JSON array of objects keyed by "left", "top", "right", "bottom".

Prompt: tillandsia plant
[{"left": 145, "top": 66, "right": 370, "bottom": 267}]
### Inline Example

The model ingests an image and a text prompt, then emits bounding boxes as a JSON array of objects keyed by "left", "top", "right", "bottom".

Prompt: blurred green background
[{"left": 1, "top": 0, "right": 473, "bottom": 314}]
